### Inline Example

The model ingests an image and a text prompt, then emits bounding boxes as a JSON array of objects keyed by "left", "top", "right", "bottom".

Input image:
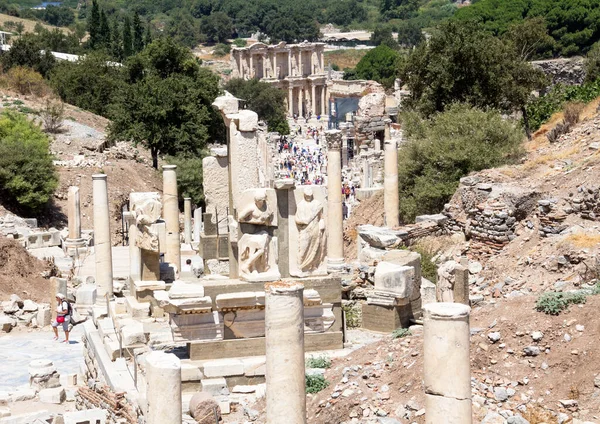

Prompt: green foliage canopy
[
  {"left": 345, "top": 44, "right": 401, "bottom": 89},
  {"left": 0, "top": 111, "right": 58, "bottom": 213}
]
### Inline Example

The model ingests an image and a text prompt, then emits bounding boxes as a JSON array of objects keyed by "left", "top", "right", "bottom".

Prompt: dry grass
[
  {"left": 522, "top": 144, "right": 581, "bottom": 171},
  {"left": 522, "top": 406, "right": 559, "bottom": 424},
  {"left": 0, "top": 13, "right": 71, "bottom": 35},
  {"left": 324, "top": 49, "right": 367, "bottom": 70},
  {"left": 559, "top": 233, "right": 600, "bottom": 249}
]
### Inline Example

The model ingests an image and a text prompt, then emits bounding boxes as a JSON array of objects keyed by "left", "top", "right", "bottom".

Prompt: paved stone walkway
[{"left": 0, "top": 326, "right": 84, "bottom": 391}]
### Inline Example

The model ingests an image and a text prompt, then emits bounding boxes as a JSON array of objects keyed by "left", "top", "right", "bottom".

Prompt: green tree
[
  {"left": 123, "top": 15, "right": 133, "bottom": 58},
  {"left": 0, "top": 111, "right": 58, "bottom": 214},
  {"left": 133, "top": 12, "right": 144, "bottom": 53},
  {"left": 87, "top": 0, "right": 100, "bottom": 49},
  {"left": 397, "top": 104, "right": 524, "bottom": 221},
  {"left": 14, "top": 21, "right": 24, "bottom": 35},
  {"left": 503, "top": 17, "right": 554, "bottom": 61},
  {"left": 165, "top": 154, "right": 205, "bottom": 206},
  {"left": 370, "top": 26, "right": 398, "bottom": 49},
  {"left": 108, "top": 37, "right": 223, "bottom": 168},
  {"left": 1, "top": 34, "right": 56, "bottom": 77},
  {"left": 99, "top": 9, "right": 111, "bottom": 48},
  {"left": 111, "top": 20, "right": 123, "bottom": 61},
  {"left": 397, "top": 20, "right": 423, "bottom": 48},
  {"left": 201, "top": 12, "right": 233, "bottom": 43},
  {"left": 585, "top": 42, "right": 600, "bottom": 82},
  {"left": 145, "top": 23, "right": 153, "bottom": 46},
  {"left": 345, "top": 44, "right": 400, "bottom": 89},
  {"left": 50, "top": 52, "right": 125, "bottom": 116},
  {"left": 224, "top": 78, "right": 290, "bottom": 134},
  {"left": 166, "top": 10, "right": 203, "bottom": 48},
  {"left": 400, "top": 21, "right": 546, "bottom": 117}
]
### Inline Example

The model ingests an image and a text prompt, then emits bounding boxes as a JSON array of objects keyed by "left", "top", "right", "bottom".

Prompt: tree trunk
[
  {"left": 151, "top": 148, "right": 158, "bottom": 169},
  {"left": 521, "top": 106, "right": 532, "bottom": 140}
]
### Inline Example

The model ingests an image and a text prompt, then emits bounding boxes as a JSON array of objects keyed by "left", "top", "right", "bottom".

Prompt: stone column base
[
  {"left": 64, "top": 238, "right": 87, "bottom": 257},
  {"left": 327, "top": 257, "right": 346, "bottom": 273}
]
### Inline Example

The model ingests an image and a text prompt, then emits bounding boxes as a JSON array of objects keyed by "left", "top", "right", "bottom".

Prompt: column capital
[
  {"left": 325, "top": 130, "right": 342, "bottom": 150},
  {"left": 162, "top": 164, "right": 177, "bottom": 171},
  {"left": 92, "top": 174, "right": 107, "bottom": 180}
]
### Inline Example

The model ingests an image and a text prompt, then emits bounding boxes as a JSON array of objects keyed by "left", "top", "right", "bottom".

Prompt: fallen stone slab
[{"left": 39, "top": 387, "right": 65, "bottom": 404}]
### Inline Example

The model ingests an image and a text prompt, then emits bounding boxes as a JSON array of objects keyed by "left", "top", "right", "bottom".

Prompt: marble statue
[
  {"left": 239, "top": 190, "right": 274, "bottom": 226},
  {"left": 295, "top": 187, "right": 326, "bottom": 273},
  {"left": 132, "top": 194, "right": 162, "bottom": 252},
  {"left": 436, "top": 260, "right": 458, "bottom": 303},
  {"left": 239, "top": 231, "right": 271, "bottom": 275}
]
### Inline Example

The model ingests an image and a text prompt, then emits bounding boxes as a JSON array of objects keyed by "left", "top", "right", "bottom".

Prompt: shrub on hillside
[
  {"left": 1, "top": 67, "right": 48, "bottom": 96},
  {"left": 535, "top": 291, "right": 587, "bottom": 315},
  {"left": 165, "top": 154, "right": 205, "bottom": 207},
  {"left": 0, "top": 111, "right": 58, "bottom": 213},
  {"left": 398, "top": 104, "right": 524, "bottom": 222},
  {"left": 41, "top": 98, "right": 65, "bottom": 134}
]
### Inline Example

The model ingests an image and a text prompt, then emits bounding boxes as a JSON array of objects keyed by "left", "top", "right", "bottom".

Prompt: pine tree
[
  {"left": 111, "top": 20, "right": 123, "bottom": 61},
  {"left": 145, "top": 24, "right": 152, "bottom": 46},
  {"left": 133, "top": 12, "right": 144, "bottom": 53},
  {"left": 123, "top": 15, "right": 132, "bottom": 58},
  {"left": 99, "top": 9, "right": 111, "bottom": 48},
  {"left": 87, "top": 0, "right": 100, "bottom": 49}
]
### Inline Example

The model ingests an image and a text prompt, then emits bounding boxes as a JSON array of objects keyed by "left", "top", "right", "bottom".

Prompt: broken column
[
  {"left": 67, "top": 186, "right": 81, "bottom": 240},
  {"left": 162, "top": 165, "right": 181, "bottom": 271},
  {"left": 383, "top": 121, "right": 399, "bottom": 228},
  {"left": 265, "top": 281, "right": 306, "bottom": 424},
  {"left": 145, "top": 351, "right": 182, "bottom": 424},
  {"left": 92, "top": 174, "right": 113, "bottom": 300},
  {"left": 423, "top": 303, "right": 471, "bottom": 424},
  {"left": 326, "top": 130, "right": 344, "bottom": 271},
  {"left": 184, "top": 197, "right": 192, "bottom": 244}
]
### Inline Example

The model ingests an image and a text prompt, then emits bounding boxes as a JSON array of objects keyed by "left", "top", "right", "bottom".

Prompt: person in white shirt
[{"left": 51, "top": 293, "right": 70, "bottom": 343}]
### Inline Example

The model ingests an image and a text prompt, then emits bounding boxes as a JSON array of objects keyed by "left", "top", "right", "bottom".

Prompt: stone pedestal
[
  {"left": 162, "top": 165, "right": 181, "bottom": 271},
  {"left": 275, "top": 179, "right": 295, "bottom": 278},
  {"left": 184, "top": 197, "right": 192, "bottom": 244},
  {"left": 265, "top": 281, "right": 306, "bottom": 424},
  {"left": 423, "top": 303, "right": 471, "bottom": 424},
  {"left": 325, "top": 130, "right": 344, "bottom": 271},
  {"left": 145, "top": 351, "right": 182, "bottom": 424},
  {"left": 383, "top": 130, "right": 399, "bottom": 228},
  {"left": 92, "top": 174, "right": 113, "bottom": 300},
  {"left": 127, "top": 218, "right": 142, "bottom": 283}
]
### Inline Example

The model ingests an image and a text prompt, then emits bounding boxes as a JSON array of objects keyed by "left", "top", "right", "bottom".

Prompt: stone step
[{"left": 124, "top": 296, "right": 150, "bottom": 319}]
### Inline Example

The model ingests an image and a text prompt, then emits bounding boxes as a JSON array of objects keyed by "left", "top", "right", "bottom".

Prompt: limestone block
[
  {"left": 120, "top": 320, "right": 146, "bottom": 346},
  {"left": 358, "top": 225, "right": 401, "bottom": 248},
  {"left": 421, "top": 278, "right": 437, "bottom": 305},
  {"left": 152, "top": 222, "right": 167, "bottom": 254},
  {"left": 415, "top": 214, "right": 448, "bottom": 225},
  {"left": 75, "top": 285, "right": 97, "bottom": 306},
  {"left": 9, "top": 389, "right": 35, "bottom": 402},
  {"left": 189, "top": 392, "right": 221, "bottom": 424},
  {"left": 374, "top": 262, "right": 414, "bottom": 298},
  {"left": 39, "top": 387, "right": 65, "bottom": 404},
  {"left": 243, "top": 357, "right": 266, "bottom": 377},
  {"left": 162, "top": 296, "right": 213, "bottom": 315},
  {"left": 358, "top": 246, "right": 386, "bottom": 265},
  {"left": 36, "top": 304, "right": 51, "bottom": 327},
  {"left": 358, "top": 92, "right": 386, "bottom": 117},
  {"left": 213, "top": 92, "right": 239, "bottom": 115},
  {"left": 169, "top": 281, "right": 205, "bottom": 299},
  {"left": 181, "top": 364, "right": 203, "bottom": 382},
  {"left": 0, "top": 407, "right": 9, "bottom": 418},
  {"left": 304, "top": 304, "right": 336, "bottom": 333},
  {"left": 63, "top": 409, "right": 107, "bottom": 424},
  {"left": 382, "top": 250, "right": 422, "bottom": 301},
  {"left": 129, "top": 192, "right": 162, "bottom": 223},
  {"left": 22, "top": 300, "right": 38, "bottom": 312},
  {"left": 202, "top": 155, "right": 229, "bottom": 231},
  {"left": 125, "top": 296, "right": 150, "bottom": 318},
  {"left": 237, "top": 110, "right": 259, "bottom": 132},
  {"left": 215, "top": 292, "right": 261, "bottom": 310},
  {"left": 133, "top": 280, "right": 166, "bottom": 292},
  {"left": 221, "top": 309, "right": 265, "bottom": 338},
  {"left": 0, "top": 316, "right": 16, "bottom": 333},
  {"left": 170, "top": 311, "right": 223, "bottom": 342},
  {"left": 203, "top": 359, "right": 244, "bottom": 378},
  {"left": 200, "top": 378, "right": 229, "bottom": 396},
  {"left": 0, "top": 410, "right": 52, "bottom": 424}
]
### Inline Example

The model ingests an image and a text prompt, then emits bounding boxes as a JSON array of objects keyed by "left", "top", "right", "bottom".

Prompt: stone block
[
  {"left": 237, "top": 110, "right": 258, "bottom": 132},
  {"left": 170, "top": 311, "right": 223, "bottom": 342},
  {"left": 0, "top": 407, "right": 9, "bottom": 418},
  {"left": 374, "top": 262, "right": 414, "bottom": 298},
  {"left": 0, "top": 410, "right": 52, "bottom": 424},
  {"left": 22, "top": 300, "right": 38, "bottom": 312},
  {"left": 181, "top": 364, "right": 203, "bottom": 382},
  {"left": 75, "top": 285, "right": 97, "bottom": 306},
  {"left": 0, "top": 316, "right": 15, "bottom": 333},
  {"left": 63, "top": 409, "right": 107, "bottom": 424},
  {"left": 9, "top": 389, "right": 35, "bottom": 402},
  {"left": 243, "top": 357, "right": 266, "bottom": 377},
  {"left": 169, "top": 281, "right": 205, "bottom": 299},
  {"left": 383, "top": 250, "right": 422, "bottom": 301},
  {"left": 421, "top": 278, "right": 437, "bottom": 305},
  {"left": 120, "top": 320, "right": 146, "bottom": 346},
  {"left": 133, "top": 280, "right": 166, "bottom": 293},
  {"left": 213, "top": 93, "right": 239, "bottom": 115},
  {"left": 125, "top": 296, "right": 150, "bottom": 319},
  {"left": 215, "top": 292, "right": 260, "bottom": 310},
  {"left": 203, "top": 359, "right": 244, "bottom": 378},
  {"left": 39, "top": 387, "right": 65, "bottom": 404},
  {"left": 201, "top": 378, "right": 229, "bottom": 396}
]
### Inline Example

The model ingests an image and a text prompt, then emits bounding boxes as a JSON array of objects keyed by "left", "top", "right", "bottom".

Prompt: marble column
[
  {"left": 183, "top": 197, "right": 192, "bottom": 244},
  {"left": 92, "top": 174, "right": 113, "bottom": 300},
  {"left": 320, "top": 86, "right": 326, "bottom": 116},
  {"left": 249, "top": 54, "right": 254, "bottom": 78},
  {"left": 298, "top": 50, "right": 303, "bottom": 76},
  {"left": 287, "top": 51, "right": 292, "bottom": 77},
  {"left": 299, "top": 88, "right": 304, "bottom": 118},
  {"left": 193, "top": 207, "right": 202, "bottom": 243},
  {"left": 288, "top": 87, "right": 294, "bottom": 116},
  {"left": 326, "top": 130, "right": 344, "bottom": 271},
  {"left": 311, "top": 84, "right": 316, "bottom": 116},
  {"left": 384, "top": 122, "right": 400, "bottom": 228},
  {"left": 146, "top": 351, "right": 182, "bottom": 424},
  {"left": 162, "top": 165, "right": 181, "bottom": 271},
  {"left": 423, "top": 303, "right": 472, "bottom": 424},
  {"left": 67, "top": 186, "right": 81, "bottom": 240},
  {"left": 128, "top": 217, "right": 142, "bottom": 282},
  {"left": 265, "top": 281, "right": 306, "bottom": 424}
]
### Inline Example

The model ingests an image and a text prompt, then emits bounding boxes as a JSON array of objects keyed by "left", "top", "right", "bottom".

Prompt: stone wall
[{"left": 531, "top": 57, "right": 586, "bottom": 86}]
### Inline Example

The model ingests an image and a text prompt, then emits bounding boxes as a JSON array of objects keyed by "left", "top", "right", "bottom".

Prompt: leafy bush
[
  {"left": 585, "top": 42, "right": 600, "bottom": 83},
  {"left": 410, "top": 244, "right": 438, "bottom": 283},
  {"left": 41, "top": 98, "right": 65, "bottom": 134},
  {"left": 344, "top": 45, "right": 401, "bottom": 89},
  {"left": 392, "top": 328, "right": 411, "bottom": 339},
  {"left": 342, "top": 302, "right": 361, "bottom": 328},
  {"left": 1, "top": 67, "right": 48, "bottom": 96},
  {"left": 233, "top": 38, "right": 247, "bottom": 48},
  {"left": 526, "top": 80, "right": 600, "bottom": 131},
  {"left": 0, "top": 111, "right": 58, "bottom": 213},
  {"left": 306, "top": 355, "right": 331, "bottom": 369},
  {"left": 165, "top": 154, "right": 205, "bottom": 207},
  {"left": 398, "top": 104, "right": 524, "bottom": 221},
  {"left": 213, "top": 43, "right": 231, "bottom": 57},
  {"left": 305, "top": 374, "right": 329, "bottom": 394},
  {"left": 535, "top": 291, "right": 587, "bottom": 315}
]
